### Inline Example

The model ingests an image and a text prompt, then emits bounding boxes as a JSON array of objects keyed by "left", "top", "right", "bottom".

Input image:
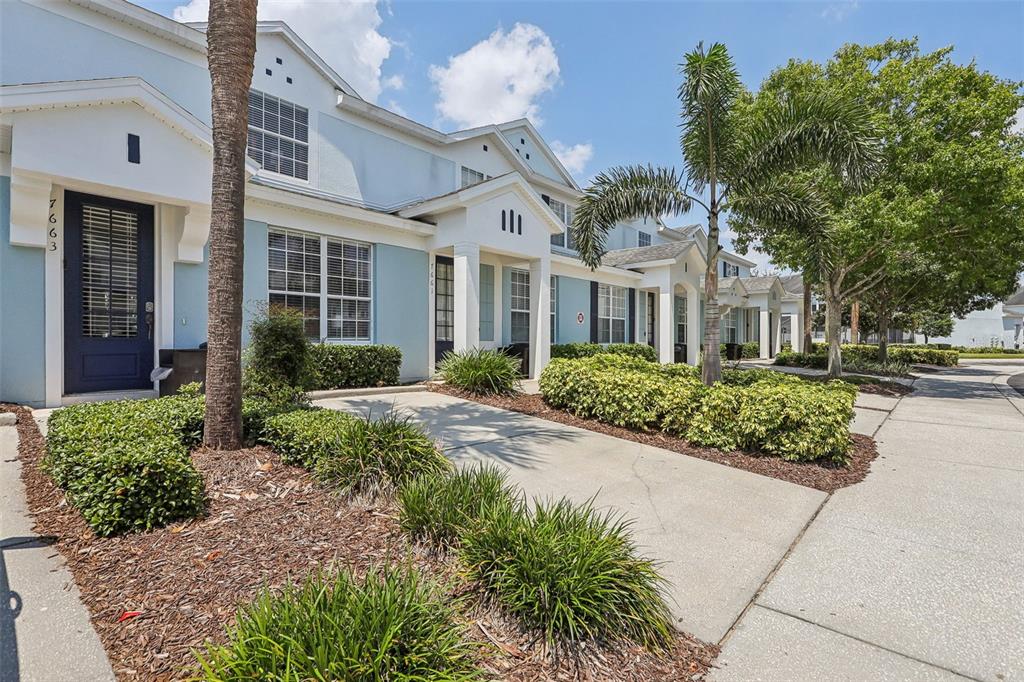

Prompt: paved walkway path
[
  {"left": 316, "top": 391, "right": 827, "bottom": 643},
  {"left": 712, "top": 361, "right": 1024, "bottom": 682},
  {"left": 0, "top": 419, "right": 115, "bottom": 682}
]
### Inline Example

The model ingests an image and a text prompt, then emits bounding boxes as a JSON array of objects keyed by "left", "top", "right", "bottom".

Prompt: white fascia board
[
  {"left": 0, "top": 78, "right": 260, "bottom": 175},
  {"left": 399, "top": 173, "right": 565, "bottom": 236},
  {"left": 68, "top": 0, "right": 207, "bottom": 53},
  {"left": 720, "top": 249, "right": 757, "bottom": 268},
  {"left": 495, "top": 118, "right": 579, "bottom": 190},
  {"left": 336, "top": 93, "right": 448, "bottom": 143},
  {"left": 245, "top": 181, "right": 435, "bottom": 237},
  {"left": 550, "top": 253, "right": 643, "bottom": 281}
]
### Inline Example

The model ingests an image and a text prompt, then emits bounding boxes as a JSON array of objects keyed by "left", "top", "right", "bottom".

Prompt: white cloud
[
  {"left": 386, "top": 99, "right": 408, "bottom": 118},
  {"left": 382, "top": 74, "right": 404, "bottom": 91},
  {"left": 550, "top": 141, "right": 593, "bottom": 175},
  {"left": 173, "top": 0, "right": 394, "bottom": 102},
  {"left": 429, "top": 23, "right": 560, "bottom": 129},
  {"left": 820, "top": 1, "right": 860, "bottom": 23},
  {"left": 1012, "top": 106, "right": 1024, "bottom": 135}
]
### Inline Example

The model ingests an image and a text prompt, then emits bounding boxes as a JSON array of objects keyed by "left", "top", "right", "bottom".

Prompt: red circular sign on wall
[{"left": 577, "top": 312, "right": 585, "bottom": 325}]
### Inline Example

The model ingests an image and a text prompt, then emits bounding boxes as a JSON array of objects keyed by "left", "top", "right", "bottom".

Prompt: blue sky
[{"left": 140, "top": 0, "right": 1024, "bottom": 267}]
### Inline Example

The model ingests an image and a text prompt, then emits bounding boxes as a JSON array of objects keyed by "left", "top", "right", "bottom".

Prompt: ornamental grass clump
[
  {"left": 438, "top": 348, "right": 521, "bottom": 395},
  {"left": 196, "top": 565, "right": 480, "bottom": 682},
  {"left": 398, "top": 463, "right": 521, "bottom": 549},
  {"left": 313, "top": 411, "right": 452, "bottom": 496},
  {"left": 460, "top": 497, "right": 673, "bottom": 651}
]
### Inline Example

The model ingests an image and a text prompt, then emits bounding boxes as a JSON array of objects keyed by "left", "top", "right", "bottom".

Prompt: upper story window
[
  {"left": 598, "top": 283, "right": 627, "bottom": 343},
  {"left": 722, "top": 261, "right": 740, "bottom": 277},
  {"left": 638, "top": 231, "right": 652, "bottom": 247},
  {"left": 248, "top": 89, "right": 309, "bottom": 180},
  {"left": 461, "top": 166, "right": 486, "bottom": 188},
  {"left": 544, "top": 195, "right": 576, "bottom": 250}
]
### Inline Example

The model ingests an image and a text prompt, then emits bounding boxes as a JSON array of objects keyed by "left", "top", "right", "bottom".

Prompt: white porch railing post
[
  {"left": 759, "top": 309, "right": 771, "bottom": 359},
  {"left": 528, "top": 258, "right": 551, "bottom": 379},
  {"left": 659, "top": 287, "right": 674, "bottom": 364}
]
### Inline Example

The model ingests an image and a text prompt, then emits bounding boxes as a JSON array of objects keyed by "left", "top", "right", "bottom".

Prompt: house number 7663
[{"left": 48, "top": 199, "right": 57, "bottom": 251}]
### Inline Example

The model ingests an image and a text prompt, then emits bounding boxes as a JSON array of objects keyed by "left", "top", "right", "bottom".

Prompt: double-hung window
[
  {"left": 598, "top": 284, "right": 627, "bottom": 343},
  {"left": 510, "top": 269, "right": 530, "bottom": 343},
  {"left": 545, "top": 196, "right": 576, "bottom": 249},
  {"left": 675, "top": 296, "right": 687, "bottom": 344},
  {"left": 460, "top": 166, "right": 486, "bottom": 188},
  {"left": 268, "top": 227, "right": 372, "bottom": 341},
  {"left": 550, "top": 275, "right": 557, "bottom": 342},
  {"left": 723, "top": 308, "right": 738, "bottom": 344},
  {"left": 638, "top": 231, "right": 652, "bottom": 247},
  {"left": 247, "top": 90, "right": 309, "bottom": 180},
  {"left": 722, "top": 261, "right": 740, "bottom": 277}
]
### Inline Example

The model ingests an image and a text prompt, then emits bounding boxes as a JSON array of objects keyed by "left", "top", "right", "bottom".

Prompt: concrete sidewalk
[
  {"left": 712, "top": 362, "right": 1024, "bottom": 682},
  {"left": 0, "top": 419, "right": 115, "bottom": 681},
  {"left": 317, "top": 391, "right": 827, "bottom": 643}
]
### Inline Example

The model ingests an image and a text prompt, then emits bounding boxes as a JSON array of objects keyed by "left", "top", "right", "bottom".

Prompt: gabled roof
[
  {"left": 717, "top": 276, "right": 749, "bottom": 296},
  {"left": 779, "top": 273, "right": 804, "bottom": 296},
  {"left": 601, "top": 242, "right": 694, "bottom": 268},
  {"left": 70, "top": 0, "right": 207, "bottom": 53},
  {"left": 738, "top": 275, "right": 780, "bottom": 295},
  {"left": 397, "top": 172, "right": 565, "bottom": 236},
  {"left": 449, "top": 119, "right": 579, "bottom": 189},
  {"left": 0, "top": 77, "right": 257, "bottom": 174},
  {"left": 1005, "top": 286, "right": 1024, "bottom": 307},
  {"left": 185, "top": 21, "right": 361, "bottom": 98}
]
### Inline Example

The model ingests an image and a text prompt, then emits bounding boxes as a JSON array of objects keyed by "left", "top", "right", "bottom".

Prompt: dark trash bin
[
  {"left": 502, "top": 343, "right": 530, "bottom": 378},
  {"left": 156, "top": 348, "right": 207, "bottom": 397},
  {"left": 674, "top": 343, "right": 687, "bottom": 363},
  {"left": 724, "top": 343, "right": 742, "bottom": 360}
]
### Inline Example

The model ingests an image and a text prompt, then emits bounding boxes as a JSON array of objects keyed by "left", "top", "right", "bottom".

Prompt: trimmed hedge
[
  {"left": 540, "top": 356, "right": 856, "bottom": 463},
  {"left": 307, "top": 343, "right": 402, "bottom": 390},
  {"left": 44, "top": 392, "right": 207, "bottom": 536},
  {"left": 551, "top": 342, "right": 658, "bottom": 362}
]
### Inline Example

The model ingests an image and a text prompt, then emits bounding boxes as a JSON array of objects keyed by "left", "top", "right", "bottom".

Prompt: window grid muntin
[
  {"left": 326, "top": 238, "right": 372, "bottom": 341},
  {"left": 435, "top": 260, "right": 454, "bottom": 342},
  {"left": 546, "top": 197, "right": 576, "bottom": 250},
  {"left": 460, "top": 166, "right": 485, "bottom": 188},
  {"left": 510, "top": 269, "right": 530, "bottom": 344},
  {"left": 598, "top": 283, "right": 627, "bottom": 344},
  {"left": 638, "top": 231, "right": 652, "bottom": 247},
  {"left": 675, "top": 296, "right": 687, "bottom": 344},
  {"left": 723, "top": 308, "right": 738, "bottom": 344},
  {"left": 550, "top": 275, "right": 557, "bottom": 342},
  {"left": 247, "top": 89, "right": 309, "bottom": 180}
]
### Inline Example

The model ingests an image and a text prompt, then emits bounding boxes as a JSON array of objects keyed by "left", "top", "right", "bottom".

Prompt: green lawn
[{"left": 959, "top": 352, "right": 1024, "bottom": 359}]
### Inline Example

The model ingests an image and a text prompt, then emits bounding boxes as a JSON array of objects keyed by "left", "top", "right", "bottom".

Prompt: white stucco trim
[{"left": 8, "top": 172, "right": 51, "bottom": 248}]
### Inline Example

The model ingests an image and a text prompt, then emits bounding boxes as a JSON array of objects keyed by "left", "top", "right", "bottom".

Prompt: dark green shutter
[
  {"left": 590, "top": 281, "right": 599, "bottom": 342},
  {"left": 627, "top": 288, "right": 636, "bottom": 343}
]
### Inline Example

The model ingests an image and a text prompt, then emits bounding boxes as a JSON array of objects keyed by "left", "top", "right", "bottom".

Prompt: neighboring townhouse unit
[
  {"left": 919, "top": 287, "right": 1024, "bottom": 349},
  {"left": 0, "top": 0, "right": 802, "bottom": 407}
]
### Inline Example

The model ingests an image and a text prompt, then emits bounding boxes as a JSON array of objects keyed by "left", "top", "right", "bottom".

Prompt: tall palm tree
[
  {"left": 572, "top": 43, "right": 878, "bottom": 384},
  {"left": 203, "top": 0, "right": 257, "bottom": 449}
]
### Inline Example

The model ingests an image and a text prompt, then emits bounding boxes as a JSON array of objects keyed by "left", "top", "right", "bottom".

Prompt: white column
[
  {"left": 773, "top": 309, "right": 783, "bottom": 356},
  {"left": 658, "top": 288, "right": 674, "bottom": 364},
  {"left": 759, "top": 309, "right": 771, "bottom": 359},
  {"left": 427, "top": 250, "right": 437, "bottom": 375},
  {"left": 789, "top": 313, "right": 803, "bottom": 352},
  {"left": 453, "top": 242, "right": 480, "bottom": 353},
  {"left": 528, "top": 258, "right": 551, "bottom": 379},
  {"left": 492, "top": 262, "right": 503, "bottom": 346},
  {"left": 686, "top": 287, "right": 700, "bottom": 365}
]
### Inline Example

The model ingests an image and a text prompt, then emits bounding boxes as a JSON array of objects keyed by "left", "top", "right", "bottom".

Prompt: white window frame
[
  {"left": 267, "top": 227, "right": 373, "bottom": 343},
  {"left": 675, "top": 296, "right": 687, "bottom": 344},
  {"left": 247, "top": 89, "right": 310, "bottom": 181},
  {"left": 723, "top": 308, "right": 738, "bottom": 344},
  {"left": 460, "top": 166, "right": 486, "bottom": 188},
  {"left": 546, "top": 197, "right": 576, "bottom": 250},
  {"left": 638, "top": 230, "right": 651, "bottom": 247},
  {"left": 550, "top": 275, "right": 557, "bottom": 343},
  {"left": 510, "top": 269, "right": 531, "bottom": 344},
  {"left": 598, "top": 283, "right": 627, "bottom": 344}
]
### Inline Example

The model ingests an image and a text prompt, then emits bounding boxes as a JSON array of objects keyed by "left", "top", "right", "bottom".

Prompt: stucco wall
[
  {"left": 374, "top": 244, "right": 429, "bottom": 379},
  {"left": 556, "top": 275, "right": 592, "bottom": 344},
  {"left": 0, "top": 175, "right": 46, "bottom": 405}
]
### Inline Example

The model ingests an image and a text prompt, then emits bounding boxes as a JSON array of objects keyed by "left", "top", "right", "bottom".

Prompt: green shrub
[
  {"left": 461, "top": 497, "right": 672, "bottom": 650},
  {"left": 399, "top": 463, "right": 521, "bottom": 549},
  {"left": 551, "top": 342, "right": 657, "bottom": 362},
  {"left": 313, "top": 412, "right": 452, "bottom": 496},
  {"left": 244, "top": 304, "right": 311, "bottom": 397},
  {"left": 307, "top": 343, "right": 402, "bottom": 390},
  {"left": 740, "top": 341, "right": 761, "bottom": 359},
  {"left": 196, "top": 565, "right": 479, "bottom": 682},
  {"left": 775, "top": 350, "right": 913, "bottom": 377},
  {"left": 260, "top": 409, "right": 357, "bottom": 469},
  {"left": 66, "top": 436, "right": 205, "bottom": 537},
  {"left": 540, "top": 357, "right": 856, "bottom": 463},
  {"left": 438, "top": 348, "right": 521, "bottom": 395}
]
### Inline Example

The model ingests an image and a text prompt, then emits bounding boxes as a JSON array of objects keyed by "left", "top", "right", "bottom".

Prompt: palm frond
[
  {"left": 733, "top": 90, "right": 881, "bottom": 193},
  {"left": 678, "top": 42, "right": 743, "bottom": 190},
  {"left": 572, "top": 165, "right": 692, "bottom": 269}
]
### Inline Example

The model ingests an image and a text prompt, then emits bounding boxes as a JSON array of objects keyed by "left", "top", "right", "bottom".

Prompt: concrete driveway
[
  {"left": 712, "top": 362, "right": 1024, "bottom": 682},
  {"left": 316, "top": 391, "right": 827, "bottom": 643}
]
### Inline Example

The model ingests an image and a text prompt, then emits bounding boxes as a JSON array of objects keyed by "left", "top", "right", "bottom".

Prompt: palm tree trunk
[
  {"left": 802, "top": 272, "right": 813, "bottom": 353},
  {"left": 702, "top": 212, "right": 722, "bottom": 385},
  {"left": 203, "top": 0, "right": 257, "bottom": 449},
  {"left": 824, "top": 281, "right": 843, "bottom": 378}
]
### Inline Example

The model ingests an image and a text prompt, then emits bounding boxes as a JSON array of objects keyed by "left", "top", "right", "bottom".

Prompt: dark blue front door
[
  {"left": 64, "top": 191, "right": 155, "bottom": 394},
  {"left": 434, "top": 255, "right": 454, "bottom": 363}
]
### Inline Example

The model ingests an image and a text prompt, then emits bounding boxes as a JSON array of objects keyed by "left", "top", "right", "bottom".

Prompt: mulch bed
[
  {"left": 851, "top": 380, "right": 913, "bottom": 397},
  {"left": 430, "top": 388, "right": 879, "bottom": 493},
  {"left": 4, "top": 403, "right": 717, "bottom": 681}
]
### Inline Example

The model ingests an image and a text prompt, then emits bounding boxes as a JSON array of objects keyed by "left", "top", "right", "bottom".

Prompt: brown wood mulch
[
  {"left": 4, "top": 403, "right": 717, "bottom": 682},
  {"left": 429, "top": 387, "right": 879, "bottom": 494}
]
